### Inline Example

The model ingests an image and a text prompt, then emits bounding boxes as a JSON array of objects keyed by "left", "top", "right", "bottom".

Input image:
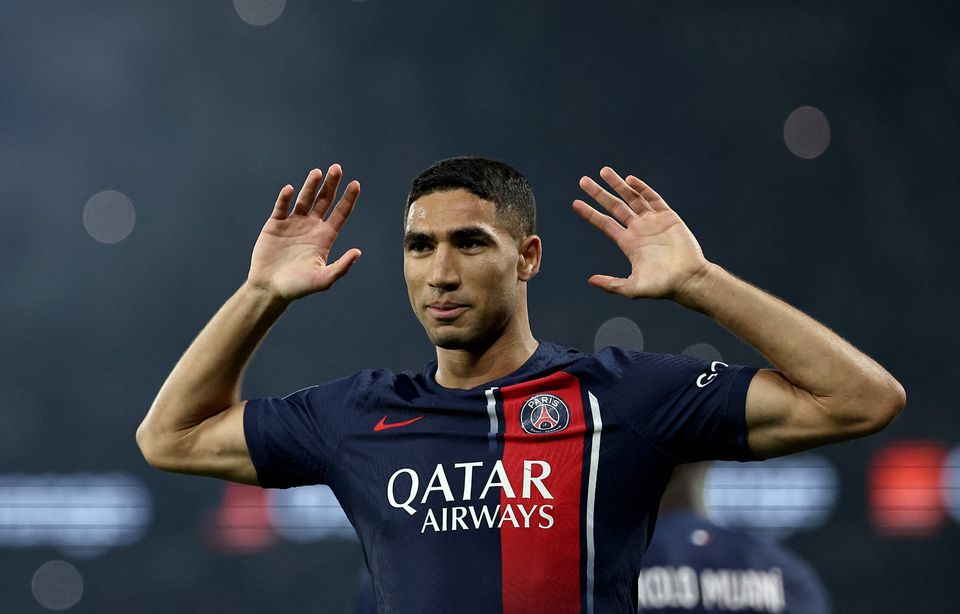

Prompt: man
[
  {"left": 137, "top": 158, "right": 904, "bottom": 613},
  {"left": 637, "top": 463, "right": 830, "bottom": 613}
]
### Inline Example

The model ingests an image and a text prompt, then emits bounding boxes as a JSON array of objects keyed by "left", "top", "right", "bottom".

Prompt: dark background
[{"left": 2, "top": 1, "right": 958, "bottom": 612}]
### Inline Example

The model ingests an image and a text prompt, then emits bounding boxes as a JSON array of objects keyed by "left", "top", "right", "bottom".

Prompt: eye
[
  {"left": 406, "top": 241, "right": 433, "bottom": 254},
  {"left": 458, "top": 238, "right": 485, "bottom": 251}
]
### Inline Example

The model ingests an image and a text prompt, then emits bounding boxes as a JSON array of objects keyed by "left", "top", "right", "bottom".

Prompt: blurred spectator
[{"left": 638, "top": 463, "right": 830, "bottom": 613}]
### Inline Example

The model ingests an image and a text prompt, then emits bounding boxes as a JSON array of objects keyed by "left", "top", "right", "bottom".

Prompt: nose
[{"left": 427, "top": 244, "right": 460, "bottom": 291}]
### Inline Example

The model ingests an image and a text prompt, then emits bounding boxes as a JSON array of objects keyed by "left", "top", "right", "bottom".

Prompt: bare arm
[
  {"left": 675, "top": 264, "right": 904, "bottom": 457},
  {"left": 574, "top": 167, "right": 905, "bottom": 458},
  {"left": 136, "top": 165, "right": 362, "bottom": 482}
]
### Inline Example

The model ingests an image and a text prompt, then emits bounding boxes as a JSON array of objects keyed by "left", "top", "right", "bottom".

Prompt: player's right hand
[{"left": 247, "top": 164, "right": 362, "bottom": 302}]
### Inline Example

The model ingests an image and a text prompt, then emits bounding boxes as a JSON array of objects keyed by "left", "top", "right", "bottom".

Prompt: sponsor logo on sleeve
[{"left": 696, "top": 361, "right": 729, "bottom": 388}]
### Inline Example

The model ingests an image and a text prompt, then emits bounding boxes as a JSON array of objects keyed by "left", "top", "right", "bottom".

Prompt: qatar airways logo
[{"left": 387, "top": 460, "right": 555, "bottom": 534}]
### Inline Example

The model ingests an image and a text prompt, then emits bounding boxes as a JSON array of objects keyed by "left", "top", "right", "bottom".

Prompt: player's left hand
[{"left": 573, "top": 167, "right": 709, "bottom": 301}]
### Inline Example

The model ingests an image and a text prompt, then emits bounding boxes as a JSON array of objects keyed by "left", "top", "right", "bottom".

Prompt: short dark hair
[{"left": 405, "top": 157, "right": 536, "bottom": 242}]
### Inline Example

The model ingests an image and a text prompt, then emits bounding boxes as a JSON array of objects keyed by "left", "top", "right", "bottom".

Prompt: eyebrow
[{"left": 403, "top": 226, "right": 499, "bottom": 245}]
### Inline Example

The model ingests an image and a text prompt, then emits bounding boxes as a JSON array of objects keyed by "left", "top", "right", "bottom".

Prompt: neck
[{"left": 434, "top": 313, "right": 538, "bottom": 390}]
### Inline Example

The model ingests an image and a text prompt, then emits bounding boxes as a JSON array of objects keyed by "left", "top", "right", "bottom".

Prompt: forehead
[{"left": 405, "top": 189, "right": 506, "bottom": 236}]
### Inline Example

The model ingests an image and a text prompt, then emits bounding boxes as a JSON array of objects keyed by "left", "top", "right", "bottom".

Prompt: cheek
[
  {"left": 403, "top": 262, "right": 420, "bottom": 301},
  {"left": 482, "top": 262, "right": 520, "bottom": 307},
  {"left": 403, "top": 257, "right": 422, "bottom": 284}
]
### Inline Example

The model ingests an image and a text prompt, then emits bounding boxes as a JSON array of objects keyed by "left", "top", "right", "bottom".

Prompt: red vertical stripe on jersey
[{"left": 499, "top": 372, "right": 585, "bottom": 614}]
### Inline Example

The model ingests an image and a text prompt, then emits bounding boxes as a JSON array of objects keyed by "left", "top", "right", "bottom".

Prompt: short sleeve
[
  {"left": 243, "top": 373, "right": 363, "bottom": 488},
  {"left": 613, "top": 351, "right": 759, "bottom": 462}
]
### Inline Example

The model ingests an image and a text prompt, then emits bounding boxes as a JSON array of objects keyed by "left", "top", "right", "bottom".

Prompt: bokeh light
[
  {"left": 869, "top": 441, "right": 947, "bottom": 537},
  {"left": 594, "top": 316, "right": 644, "bottom": 352},
  {"left": 0, "top": 473, "right": 152, "bottom": 557},
  {"left": 233, "top": 0, "right": 286, "bottom": 26},
  {"left": 944, "top": 444, "right": 960, "bottom": 524},
  {"left": 705, "top": 454, "right": 838, "bottom": 538},
  {"left": 31, "top": 560, "right": 83, "bottom": 611},
  {"left": 207, "top": 483, "right": 276, "bottom": 553},
  {"left": 82, "top": 191, "right": 136, "bottom": 244},
  {"left": 783, "top": 106, "right": 831, "bottom": 159},
  {"left": 272, "top": 485, "right": 355, "bottom": 542}
]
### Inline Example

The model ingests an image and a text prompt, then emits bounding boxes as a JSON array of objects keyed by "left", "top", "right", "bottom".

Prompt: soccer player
[
  {"left": 136, "top": 158, "right": 904, "bottom": 613},
  {"left": 637, "top": 462, "right": 830, "bottom": 613}
]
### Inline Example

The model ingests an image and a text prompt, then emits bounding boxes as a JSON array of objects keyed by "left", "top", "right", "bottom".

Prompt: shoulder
[
  {"left": 286, "top": 368, "right": 407, "bottom": 405},
  {"left": 562, "top": 344, "right": 718, "bottom": 386},
  {"left": 709, "top": 524, "right": 827, "bottom": 589},
  {"left": 744, "top": 533, "right": 826, "bottom": 579},
  {"left": 647, "top": 513, "right": 766, "bottom": 562},
  {"left": 743, "top": 534, "right": 831, "bottom": 609}
]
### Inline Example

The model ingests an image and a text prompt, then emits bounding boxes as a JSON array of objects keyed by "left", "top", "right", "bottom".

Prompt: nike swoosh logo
[{"left": 373, "top": 415, "right": 425, "bottom": 432}]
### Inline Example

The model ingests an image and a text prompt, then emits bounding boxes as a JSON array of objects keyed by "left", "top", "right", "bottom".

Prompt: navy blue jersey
[
  {"left": 353, "top": 567, "right": 379, "bottom": 614},
  {"left": 638, "top": 512, "right": 830, "bottom": 613},
  {"left": 244, "top": 341, "right": 758, "bottom": 613}
]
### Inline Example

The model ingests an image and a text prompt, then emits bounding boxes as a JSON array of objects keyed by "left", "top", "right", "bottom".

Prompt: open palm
[
  {"left": 248, "top": 164, "right": 362, "bottom": 301},
  {"left": 573, "top": 167, "right": 708, "bottom": 300}
]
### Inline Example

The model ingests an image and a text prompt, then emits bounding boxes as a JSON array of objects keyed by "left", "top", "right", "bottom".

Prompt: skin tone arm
[
  {"left": 574, "top": 167, "right": 906, "bottom": 459},
  {"left": 136, "top": 165, "right": 361, "bottom": 483}
]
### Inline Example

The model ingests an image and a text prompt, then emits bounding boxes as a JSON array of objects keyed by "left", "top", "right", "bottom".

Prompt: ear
[{"left": 517, "top": 235, "right": 542, "bottom": 282}]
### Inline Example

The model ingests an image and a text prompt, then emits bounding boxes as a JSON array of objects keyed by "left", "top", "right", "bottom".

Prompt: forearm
[
  {"left": 138, "top": 282, "right": 288, "bottom": 443},
  {"left": 573, "top": 168, "right": 903, "bottom": 451},
  {"left": 676, "top": 263, "right": 904, "bottom": 412}
]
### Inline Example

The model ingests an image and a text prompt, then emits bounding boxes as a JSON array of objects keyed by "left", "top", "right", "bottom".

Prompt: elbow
[
  {"left": 877, "top": 376, "right": 907, "bottom": 428},
  {"left": 135, "top": 422, "right": 162, "bottom": 469},
  {"left": 136, "top": 421, "right": 181, "bottom": 473},
  {"left": 853, "top": 375, "right": 907, "bottom": 436}
]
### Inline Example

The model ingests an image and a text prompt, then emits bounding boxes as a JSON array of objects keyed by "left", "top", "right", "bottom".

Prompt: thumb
[
  {"left": 319, "top": 248, "right": 362, "bottom": 287},
  {"left": 588, "top": 274, "right": 629, "bottom": 295}
]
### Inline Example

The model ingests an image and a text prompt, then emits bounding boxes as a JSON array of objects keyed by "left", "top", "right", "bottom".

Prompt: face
[{"left": 403, "top": 189, "right": 538, "bottom": 351}]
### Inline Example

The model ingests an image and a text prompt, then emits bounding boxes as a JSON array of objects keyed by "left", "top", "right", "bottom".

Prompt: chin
[
  {"left": 428, "top": 330, "right": 474, "bottom": 350},
  {"left": 425, "top": 324, "right": 489, "bottom": 351},
  {"left": 420, "top": 312, "right": 510, "bottom": 352}
]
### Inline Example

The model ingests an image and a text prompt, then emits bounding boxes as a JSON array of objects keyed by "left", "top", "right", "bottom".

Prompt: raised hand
[
  {"left": 573, "top": 166, "right": 708, "bottom": 301},
  {"left": 247, "top": 164, "right": 362, "bottom": 301}
]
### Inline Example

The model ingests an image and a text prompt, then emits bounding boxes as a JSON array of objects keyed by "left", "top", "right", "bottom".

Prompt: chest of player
[
  {"left": 330, "top": 370, "right": 665, "bottom": 538},
  {"left": 324, "top": 368, "right": 675, "bottom": 613}
]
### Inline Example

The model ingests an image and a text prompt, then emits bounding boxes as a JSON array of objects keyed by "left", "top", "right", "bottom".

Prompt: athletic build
[{"left": 137, "top": 158, "right": 904, "bottom": 613}]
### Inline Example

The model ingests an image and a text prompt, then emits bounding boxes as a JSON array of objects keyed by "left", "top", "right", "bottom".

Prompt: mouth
[{"left": 426, "top": 302, "right": 468, "bottom": 320}]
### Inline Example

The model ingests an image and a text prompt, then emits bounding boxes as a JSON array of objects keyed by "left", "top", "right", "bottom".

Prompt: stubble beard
[{"left": 424, "top": 307, "right": 514, "bottom": 353}]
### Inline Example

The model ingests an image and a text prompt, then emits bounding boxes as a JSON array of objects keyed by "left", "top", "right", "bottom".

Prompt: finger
[
  {"left": 312, "top": 163, "right": 343, "bottom": 218},
  {"left": 578, "top": 176, "right": 636, "bottom": 225},
  {"left": 325, "top": 180, "right": 361, "bottom": 233},
  {"left": 292, "top": 168, "right": 323, "bottom": 216},
  {"left": 572, "top": 199, "right": 623, "bottom": 243},
  {"left": 320, "top": 248, "right": 362, "bottom": 287},
  {"left": 271, "top": 185, "right": 295, "bottom": 219},
  {"left": 600, "top": 167, "right": 654, "bottom": 214},
  {"left": 588, "top": 274, "right": 629, "bottom": 295},
  {"left": 624, "top": 176, "right": 670, "bottom": 212}
]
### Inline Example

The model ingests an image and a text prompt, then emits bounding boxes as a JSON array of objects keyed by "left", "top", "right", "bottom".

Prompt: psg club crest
[{"left": 520, "top": 393, "right": 570, "bottom": 435}]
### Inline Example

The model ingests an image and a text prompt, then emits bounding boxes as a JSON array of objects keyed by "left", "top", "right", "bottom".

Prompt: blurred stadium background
[{"left": 2, "top": 0, "right": 959, "bottom": 611}]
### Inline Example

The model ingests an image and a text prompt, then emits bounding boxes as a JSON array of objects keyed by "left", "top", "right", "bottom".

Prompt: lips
[{"left": 426, "top": 301, "right": 468, "bottom": 320}]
